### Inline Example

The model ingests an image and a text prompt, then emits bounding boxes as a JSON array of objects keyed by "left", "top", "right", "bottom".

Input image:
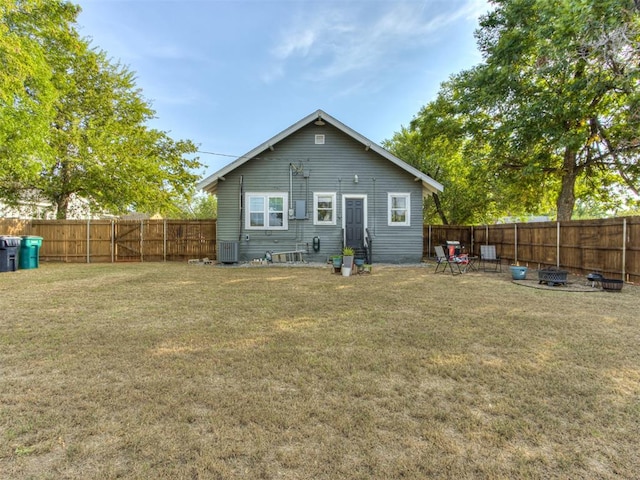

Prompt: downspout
[
  {"left": 305, "top": 172, "right": 309, "bottom": 219},
  {"left": 338, "top": 177, "right": 343, "bottom": 244},
  {"left": 289, "top": 164, "right": 293, "bottom": 213},
  {"left": 239, "top": 175, "right": 243, "bottom": 242},
  {"left": 372, "top": 177, "right": 376, "bottom": 235}
]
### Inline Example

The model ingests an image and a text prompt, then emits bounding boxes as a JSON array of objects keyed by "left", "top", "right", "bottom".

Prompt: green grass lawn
[{"left": 1, "top": 263, "right": 639, "bottom": 479}]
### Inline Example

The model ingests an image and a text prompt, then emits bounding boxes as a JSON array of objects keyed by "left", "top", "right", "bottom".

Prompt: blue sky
[{"left": 74, "top": 0, "right": 490, "bottom": 179}]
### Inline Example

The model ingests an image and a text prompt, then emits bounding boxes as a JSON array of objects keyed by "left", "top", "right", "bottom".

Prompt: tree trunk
[
  {"left": 54, "top": 158, "right": 72, "bottom": 219},
  {"left": 55, "top": 193, "right": 70, "bottom": 219},
  {"left": 556, "top": 148, "right": 578, "bottom": 221},
  {"left": 432, "top": 193, "right": 449, "bottom": 225}
]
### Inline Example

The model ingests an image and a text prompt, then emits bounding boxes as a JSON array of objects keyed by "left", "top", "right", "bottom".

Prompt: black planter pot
[{"left": 601, "top": 278, "right": 624, "bottom": 292}]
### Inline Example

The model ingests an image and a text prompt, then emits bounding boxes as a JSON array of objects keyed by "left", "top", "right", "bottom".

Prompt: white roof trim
[{"left": 197, "top": 109, "right": 443, "bottom": 195}]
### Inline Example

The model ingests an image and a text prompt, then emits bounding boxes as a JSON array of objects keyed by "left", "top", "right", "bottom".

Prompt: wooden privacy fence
[
  {"left": 0, "top": 219, "right": 217, "bottom": 263},
  {"left": 425, "top": 216, "right": 640, "bottom": 284},
  {"left": 2, "top": 216, "right": 639, "bottom": 282}
]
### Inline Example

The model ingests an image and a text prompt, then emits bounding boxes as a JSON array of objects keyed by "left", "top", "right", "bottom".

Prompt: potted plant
[
  {"left": 341, "top": 247, "right": 355, "bottom": 276},
  {"left": 330, "top": 255, "right": 342, "bottom": 273},
  {"left": 509, "top": 262, "right": 528, "bottom": 280},
  {"left": 342, "top": 246, "right": 354, "bottom": 270}
]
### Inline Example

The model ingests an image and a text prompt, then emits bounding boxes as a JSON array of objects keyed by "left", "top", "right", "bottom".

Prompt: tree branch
[{"left": 594, "top": 117, "right": 640, "bottom": 195}]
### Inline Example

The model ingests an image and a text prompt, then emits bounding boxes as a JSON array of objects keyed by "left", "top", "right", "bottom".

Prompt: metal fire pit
[{"left": 538, "top": 267, "right": 569, "bottom": 286}]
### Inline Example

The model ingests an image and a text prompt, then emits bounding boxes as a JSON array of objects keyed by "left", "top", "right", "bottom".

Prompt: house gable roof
[{"left": 196, "top": 109, "right": 443, "bottom": 196}]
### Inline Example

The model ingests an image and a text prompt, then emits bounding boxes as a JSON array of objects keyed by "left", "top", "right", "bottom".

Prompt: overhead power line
[{"left": 197, "top": 150, "right": 242, "bottom": 158}]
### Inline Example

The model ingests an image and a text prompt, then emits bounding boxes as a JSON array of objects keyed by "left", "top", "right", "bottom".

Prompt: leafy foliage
[
  {"left": 176, "top": 193, "right": 217, "bottom": 219},
  {"left": 393, "top": 0, "right": 640, "bottom": 222},
  {"left": 0, "top": 0, "right": 78, "bottom": 194},
  {"left": 0, "top": 0, "right": 203, "bottom": 218},
  {"left": 470, "top": 0, "right": 640, "bottom": 220}
]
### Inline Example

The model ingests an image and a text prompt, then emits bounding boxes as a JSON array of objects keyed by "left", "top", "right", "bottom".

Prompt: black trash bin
[{"left": 0, "top": 236, "right": 21, "bottom": 272}]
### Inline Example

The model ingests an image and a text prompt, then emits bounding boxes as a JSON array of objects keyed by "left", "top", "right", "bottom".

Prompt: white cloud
[
  {"left": 271, "top": 28, "right": 317, "bottom": 59},
  {"left": 263, "top": 0, "right": 489, "bottom": 85}
]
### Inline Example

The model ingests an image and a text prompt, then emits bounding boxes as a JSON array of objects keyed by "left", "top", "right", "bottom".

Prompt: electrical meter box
[{"left": 295, "top": 200, "right": 306, "bottom": 219}]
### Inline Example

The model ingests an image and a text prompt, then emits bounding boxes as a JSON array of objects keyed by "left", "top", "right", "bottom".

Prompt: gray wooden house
[{"left": 197, "top": 110, "right": 443, "bottom": 264}]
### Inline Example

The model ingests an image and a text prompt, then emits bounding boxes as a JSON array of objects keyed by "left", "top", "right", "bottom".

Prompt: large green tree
[
  {"left": 384, "top": 95, "right": 499, "bottom": 225},
  {"left": 44, "top": 43, "right": 200, "bottom": 218},
  {"left": 0, "top": 0, "right": 78, "bottom": 196},
  {"left": 461, "top": 0, "right": 640, "bottom": 220},
  {"left": 401, "top": 0, "right": 639, "bottom": 223},
  {"left": 387, "top": 80, "right": 556, "bottom": 224},
  {"left": 1, "top": 0, "right": 202, "bottom": 218}
]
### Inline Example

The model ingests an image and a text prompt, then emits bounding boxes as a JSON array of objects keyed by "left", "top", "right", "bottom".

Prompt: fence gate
[{"left": 115, "top": 221, "right": 143, "bottom": 262}]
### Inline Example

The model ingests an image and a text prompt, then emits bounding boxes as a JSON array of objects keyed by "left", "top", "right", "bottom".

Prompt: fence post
[
  {"left": 87, "top": 219, "right": 91, "bottom": 264},
  {"left": 622, "top": 217, "right": 627, "bottom": 281},
  {"left": 140, "top": 220, "right": 144, "bottom": 263},
  {"left": 556, "top": 221, "right": 561, "bottom": 268},
  {"left": 111, "top": 220, "right": 115, "bottom": 263},
  {"left": 163, "top": 219, "right": 167, "bottom": 262},
  {"left": 428, "top": 225, "right": 432, "bottom": 258},
  {"left": 514, "top": 223, "right": 518, "bottom": 264}
]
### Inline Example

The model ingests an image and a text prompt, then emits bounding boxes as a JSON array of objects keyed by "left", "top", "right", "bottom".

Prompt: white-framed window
[
  {"left": 313, "top": 192, "right": 336, "bottom": 225},
  {"left": 245, "top": 192, "right": 288, "bottom": 230},
  {"left": 388, "top": 193, "right": 410, "bottom": 226}
]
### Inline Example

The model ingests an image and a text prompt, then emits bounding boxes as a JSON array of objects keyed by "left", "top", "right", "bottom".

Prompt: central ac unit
[{"left": 218, "top": 240, "right": 239, "bottom": 263}]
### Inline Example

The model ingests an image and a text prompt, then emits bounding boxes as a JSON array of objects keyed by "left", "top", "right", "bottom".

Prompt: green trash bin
[{"left": 19, "top": 236, "right": 43, "bottom": 269}]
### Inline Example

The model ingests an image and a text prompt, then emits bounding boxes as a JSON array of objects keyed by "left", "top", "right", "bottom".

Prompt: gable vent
[{"left": 315, "top": 134, "right": 325, "bottom": 145}]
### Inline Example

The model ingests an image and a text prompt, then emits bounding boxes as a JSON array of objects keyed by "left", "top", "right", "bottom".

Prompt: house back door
[{"left": 345, "top": 198, "right": 364, "bottom": 249}]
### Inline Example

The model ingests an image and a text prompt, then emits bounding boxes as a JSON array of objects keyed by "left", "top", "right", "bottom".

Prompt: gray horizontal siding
[{"left": 217, "top": 122, "right": 427, "bottom": 263}]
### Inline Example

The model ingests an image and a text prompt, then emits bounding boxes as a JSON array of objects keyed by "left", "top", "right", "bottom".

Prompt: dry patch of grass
[{"left": 1, "top": 263, "right": 639, "bottom": 479}]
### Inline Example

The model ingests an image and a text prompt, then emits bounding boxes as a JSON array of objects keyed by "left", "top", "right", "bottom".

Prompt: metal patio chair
[
  {"left": 434, "top": 245, "right": 461, "bottom": 275},
  {"left": 480, "top": 245, "right": 502, "bottom": 272}
]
